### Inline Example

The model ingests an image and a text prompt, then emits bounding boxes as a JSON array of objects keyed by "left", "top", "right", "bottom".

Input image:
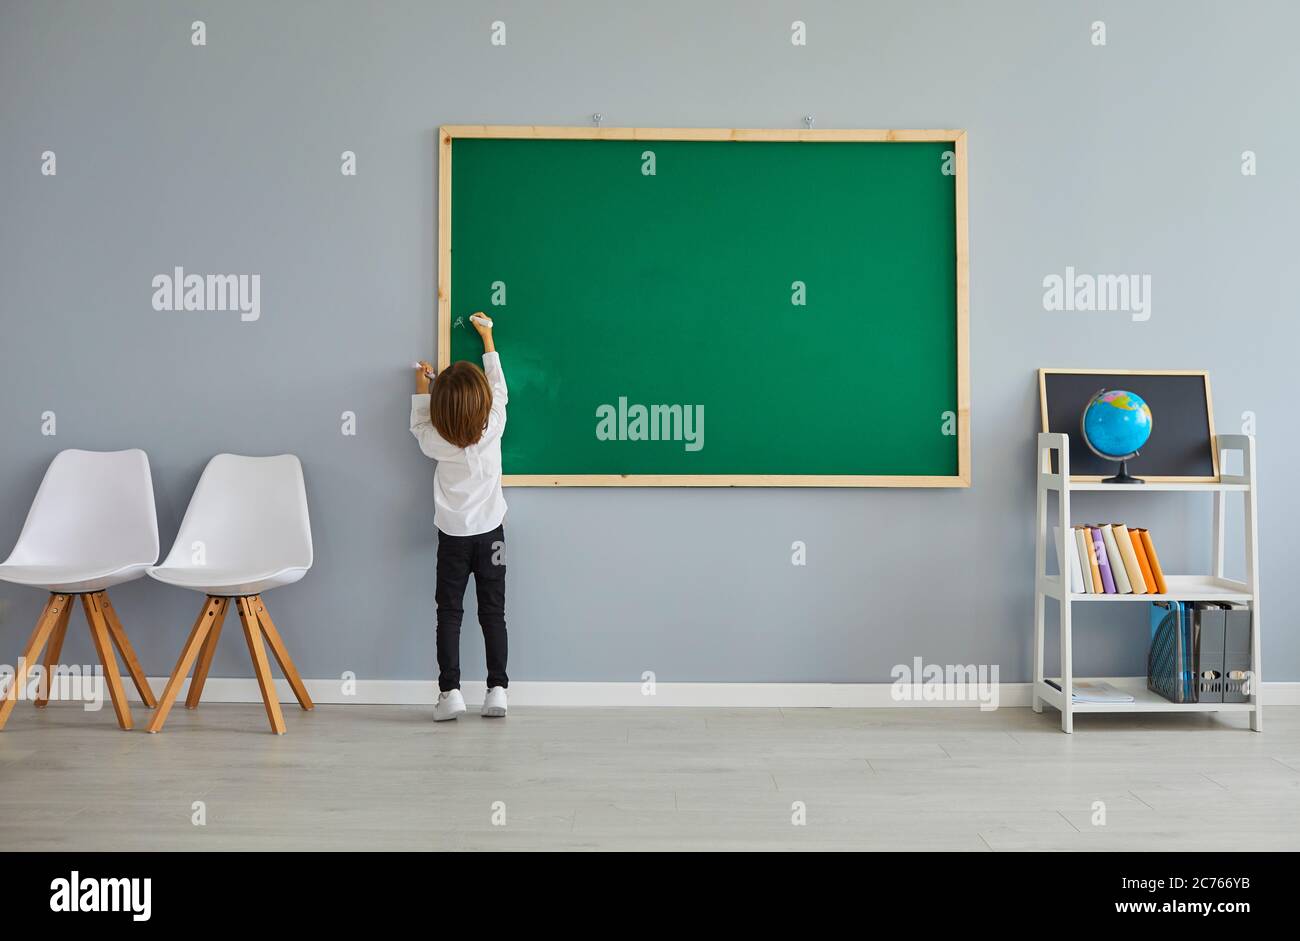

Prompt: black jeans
[{"left": 436, "top": 524, "right": 507, "bottom": 692}]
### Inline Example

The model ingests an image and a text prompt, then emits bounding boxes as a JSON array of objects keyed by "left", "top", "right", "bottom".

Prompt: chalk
[{"left": 470, "top": 314, "right": 494, "bottom": 328}]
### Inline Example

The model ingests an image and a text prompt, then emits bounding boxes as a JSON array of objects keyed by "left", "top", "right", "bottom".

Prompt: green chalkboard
[{"left": 441, "top": 128, "right": 969, "bottom": 486}]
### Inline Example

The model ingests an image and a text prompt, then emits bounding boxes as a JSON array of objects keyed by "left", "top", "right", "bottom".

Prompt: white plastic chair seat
[
  {"left": 0, "top": 561, "right": 153, "bottom": 594},
  {"left": 0, "top": 449, "right": 159, "bottom": 594},
  {"left": 147, "top": 564, "right": 309, "bottom": 598},
  {"left": 148, "top": 453, "right": 313, "bottom": 599}
]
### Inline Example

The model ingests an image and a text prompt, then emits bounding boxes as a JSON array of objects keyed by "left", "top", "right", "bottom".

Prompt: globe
[
  {"left": 1081, "top": 389, "right": 1152, "bottom": 484},
  {"left": 1082, "top": 389, "right": 1153, "bottom": 458}
]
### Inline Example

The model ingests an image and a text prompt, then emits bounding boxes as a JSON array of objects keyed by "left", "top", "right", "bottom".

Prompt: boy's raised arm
[
  {"left": 410, "top": 361, "right": 456, "bottom": 459},
  {"left": 472, "top": 313, "right": 508, "bottom": 436}
]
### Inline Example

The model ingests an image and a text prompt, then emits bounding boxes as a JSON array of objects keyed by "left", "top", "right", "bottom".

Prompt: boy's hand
[
  {"left": 470, "top": 312, "right": 496, "bottom": 353},
  {"left": 415, "top": 360, "right": 434, "bottom": 394}
]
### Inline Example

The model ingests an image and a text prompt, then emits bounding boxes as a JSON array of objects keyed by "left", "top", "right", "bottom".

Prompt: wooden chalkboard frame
[
  {"left": 437, "top": 125, "right": 971, "bottom": 487},
  {"left": 1037, "top": 368, "right": 1220, "bottom": 482}
]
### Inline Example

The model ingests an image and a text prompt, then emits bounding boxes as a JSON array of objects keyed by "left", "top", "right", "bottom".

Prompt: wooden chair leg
[
  {"left": 97, "top": 592, "right": 158, "bottom": 708},
  {"left": 82, "top": 594, "right": 132, "bottom": 730},
  {"left": 237, "top": 597, "right": 286, "bottom": 734},
  {"left": 145, "top": 597, "right": 222, "bottom": 734},
  {"left": 33, "top": 599, "right": 73, "bottom": 709},
  {"left": 252, "top": 597, "right": 313, "bottom": 711},
  {"left": 0, "top": 594, "right": 69, "bottom": 730},
  {"left": 186, "top": 598, "right": 228, "bottom": 709}
]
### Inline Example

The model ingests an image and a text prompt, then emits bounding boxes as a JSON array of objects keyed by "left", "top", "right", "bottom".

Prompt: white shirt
[{"left": 409, "top": 352, "right": 508, "bottom": 536}]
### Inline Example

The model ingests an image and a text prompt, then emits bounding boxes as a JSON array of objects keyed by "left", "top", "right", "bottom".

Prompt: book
[
  {"left": 1083, "top": 526, "right": 1104, "bottom": 593},
  {"left": 1113, "top": 523, "right": 1148, "bottom": 594},
  {"left": 1100, "top": 524, "right": 1133, "bottom": 593},
  {"left": 1090, "top": 526, "right": 1117, "bottom": 593},
  {"left": 1074, "top": 527, "right": 1095, "bottom": 594},
  {"left": 1055, "top": 526, "right": 1085, "bottom": 593},
  {"left": 1135, "top": 528, "right": 1168, "bottom": 594},
  {"left": 1129, "top": 528, "right": 1158, "bottom": 594}
]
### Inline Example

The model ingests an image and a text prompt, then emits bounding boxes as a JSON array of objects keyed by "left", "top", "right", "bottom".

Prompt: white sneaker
[
  {"left": 434, "top": 688, "right": 466, "bottom": 721},
  {"left": 481, "top": 686, "right": 508, "bottom": 717}
]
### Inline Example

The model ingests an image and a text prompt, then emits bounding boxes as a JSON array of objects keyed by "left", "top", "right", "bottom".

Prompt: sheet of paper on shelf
[{"left": 1070, "top": 680, "right": 1136, "bottom": 704}]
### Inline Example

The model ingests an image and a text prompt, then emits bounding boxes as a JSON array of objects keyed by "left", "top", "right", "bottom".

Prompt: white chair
[
  {"left": 0, "top": 449, "right": 160, "bottom": 731},
  {"left": 146, "top": 454, "right": 314, "bottom": 734}
]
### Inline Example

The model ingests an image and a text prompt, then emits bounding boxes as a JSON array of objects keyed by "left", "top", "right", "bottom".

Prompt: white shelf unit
[{"left": 1032, "top": 433, "right": 1262, "bottom": 733}]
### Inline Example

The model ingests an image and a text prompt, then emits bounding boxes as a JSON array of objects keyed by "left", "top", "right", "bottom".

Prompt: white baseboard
[{"left": 34, "top": 676, "right": 1300, "bottom": 709}]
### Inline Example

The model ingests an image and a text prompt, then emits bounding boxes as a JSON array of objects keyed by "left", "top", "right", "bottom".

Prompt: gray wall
[{"left": 2, "top": 0, "right": 1296, "bottom": 686}]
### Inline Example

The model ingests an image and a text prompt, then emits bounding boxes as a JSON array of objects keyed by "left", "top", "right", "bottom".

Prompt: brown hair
[{"left": 430, "top": 360, "right": 493, "bottom": 448}]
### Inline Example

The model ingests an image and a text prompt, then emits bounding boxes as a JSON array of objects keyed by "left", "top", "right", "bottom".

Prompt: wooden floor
[{"left": 2, "top": 702, "right": 1298, "bottom": 851}]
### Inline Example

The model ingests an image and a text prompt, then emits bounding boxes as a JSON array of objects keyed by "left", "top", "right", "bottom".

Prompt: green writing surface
[{"left": 444, "top": 130, "right": 968, "bottom": 486}]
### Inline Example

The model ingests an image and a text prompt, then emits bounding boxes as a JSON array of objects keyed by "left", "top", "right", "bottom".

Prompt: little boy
[{"left": 410, "top": 313, "right": 508, "bottom": 720}]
